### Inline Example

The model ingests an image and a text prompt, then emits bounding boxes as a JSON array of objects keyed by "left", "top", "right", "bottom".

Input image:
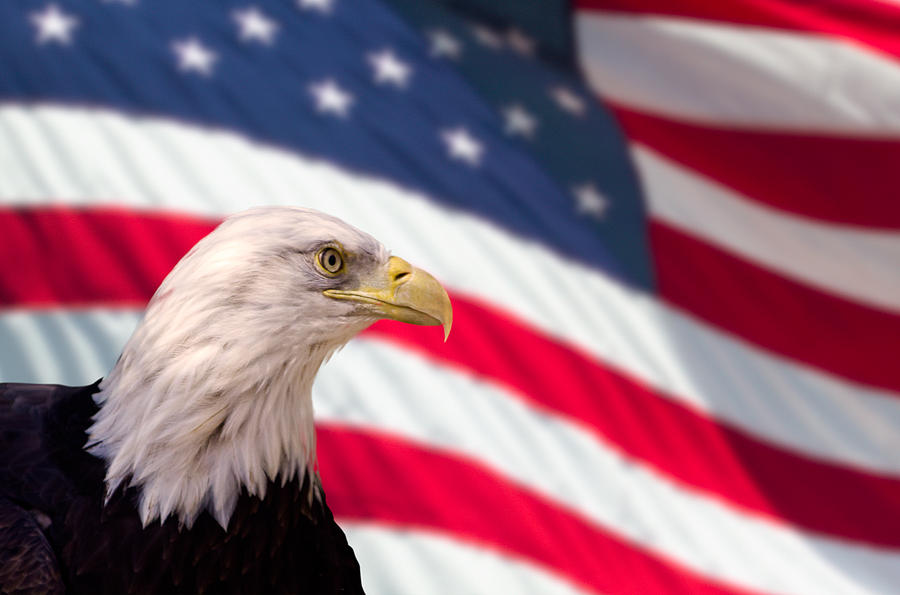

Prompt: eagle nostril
[{"left": 393, "top": 271, "right": 410, "bottom": 283}]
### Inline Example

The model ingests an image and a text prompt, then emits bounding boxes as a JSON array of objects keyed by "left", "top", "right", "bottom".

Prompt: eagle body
[
  {"left": 0, "top": 208, "right": 452, "bottom": 593},
  {"left": 0, "top": 381, "right": 362, "bottom": 594}
]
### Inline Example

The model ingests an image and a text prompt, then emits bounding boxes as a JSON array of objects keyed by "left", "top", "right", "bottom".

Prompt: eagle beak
[{"left": 324, "top": 256, "right": 453, "bottom": 341}]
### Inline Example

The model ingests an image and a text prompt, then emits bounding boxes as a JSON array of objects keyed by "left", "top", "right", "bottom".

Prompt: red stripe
[
  {"left": 6, "top": 205, "right": 900, "bottom": 547},
  {"left": 317, "top": 424, "right": 756, "bottom": 595},
  {"left": 651, "top": 221, "right": 900, "bottom": 393},
  {"left": 0, "top": 205, "right": 217, "bottom": 307},
  {"left": 611, "top": 106, "right": 900, "bottom": 229},
  {"left": 576, "top": 0, "right": 900, "bottom": 63},
  {"left": 369, "top": 299, "right": 900, "bottom": 549}
]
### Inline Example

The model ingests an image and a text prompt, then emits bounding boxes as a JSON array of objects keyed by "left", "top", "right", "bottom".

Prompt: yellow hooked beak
[{"left": 323, "top": 256, "right": 453, "bottom": 341}]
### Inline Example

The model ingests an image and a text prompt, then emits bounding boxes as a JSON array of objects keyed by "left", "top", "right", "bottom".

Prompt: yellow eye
[{"left": 318, "top": 247, "right": 344, "bottom": 274}]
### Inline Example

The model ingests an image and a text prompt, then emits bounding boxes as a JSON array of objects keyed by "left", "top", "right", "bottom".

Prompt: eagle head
[{"left": 87, "top": 207, "right": 452, "bottom": 528}]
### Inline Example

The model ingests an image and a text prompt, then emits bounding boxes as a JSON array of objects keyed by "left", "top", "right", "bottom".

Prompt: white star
[
  {"left": 233, "top": 7, "right": 279, "bottom": 45},
  {"left": 309, "top": 79, "right": 354, "bottom": 118},
  {"left": 172, "top": 37, "right": 218, "bottom": 76},
  {"left": 368, "top": 49, "right": 412, "bottom": 88},
  {"left": 429, "top": 29, "right": 462, "bottom": 60},
  {"left": 502, "top": 104, "right": 537, "bottom": 139},
  {"left": 471, "top": 24, "right": 503, "bottom": 49},
  {"left": 506, "top": 27, "right": 536, "bottom": 56},
  {"left": 30, "top": 4, "right": 79, "bottom": 45},
  {"left": 573, "top": 183, "right": 610, "bottom": 219},
  {"left": 441, "top": 127, "right": 483, "bottom": 167},
  {"left": 551, "top": 86, "right": 587, "bottom": 117},
  {"left": 297, "top": 0, "right": 334, "bottom": 14}
]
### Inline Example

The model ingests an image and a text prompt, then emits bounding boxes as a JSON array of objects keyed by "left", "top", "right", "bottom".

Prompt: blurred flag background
[{"left": 2, "top": 0, "right": 899, "bottom": 593}]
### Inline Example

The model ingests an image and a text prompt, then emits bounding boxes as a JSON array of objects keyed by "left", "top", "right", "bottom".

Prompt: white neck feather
[{"left": 88, "top": 301, "right": 360, "bottom": 529}]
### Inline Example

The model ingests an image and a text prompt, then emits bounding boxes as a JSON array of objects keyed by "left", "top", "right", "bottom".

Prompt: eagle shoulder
[{"left": 0, "top": 497, "right": 64, "bottom": 595}]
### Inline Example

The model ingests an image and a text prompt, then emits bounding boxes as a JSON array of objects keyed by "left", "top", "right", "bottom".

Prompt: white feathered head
[{"left": 88, "top": 207, "right": 452, "bottom": 528}]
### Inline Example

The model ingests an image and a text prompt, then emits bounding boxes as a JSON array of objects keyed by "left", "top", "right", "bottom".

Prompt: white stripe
[
  {"left": 4, "top": 308, "right": 899, "bottom": 593},
  {"left": 635, "top": 144, "right": 900, "bottom": 313},
  {"left": 575, "top": 11, "right": 900, "bottom": 134},
  {"left": 340, "top": 523, "right": 589, "bottom": 595},
  {"left": 0, "top": 308, "right": 139, "bottom": 384},
  {"left": 316, "top": 340, "right": 899, "bottom": 595},
  {"left": 1, "top": 105, "right": 899, "bottom": 480}
]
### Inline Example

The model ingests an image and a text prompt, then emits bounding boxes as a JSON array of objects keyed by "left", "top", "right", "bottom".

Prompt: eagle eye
[{"left": 317, "top": 247, "right": 344, "bottom": 275}]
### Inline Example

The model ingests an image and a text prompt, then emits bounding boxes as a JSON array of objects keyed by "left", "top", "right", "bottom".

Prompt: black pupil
[{"left": 326, "top": 252, "right": 338, "bottom": 269}]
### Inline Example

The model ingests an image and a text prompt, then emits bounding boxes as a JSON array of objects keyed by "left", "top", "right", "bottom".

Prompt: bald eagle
[{"left": 0, "top": 207, "right": 452, "bottom": 593}]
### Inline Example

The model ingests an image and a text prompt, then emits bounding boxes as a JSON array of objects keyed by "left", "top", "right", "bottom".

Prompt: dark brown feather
[{"left": 0, "top": 498, "right": 64, "bottom": 594}]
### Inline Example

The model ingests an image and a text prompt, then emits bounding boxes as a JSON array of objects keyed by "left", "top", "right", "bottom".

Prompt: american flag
[{"left": 2, "top": 0, "right": 898, "bottom": 592}]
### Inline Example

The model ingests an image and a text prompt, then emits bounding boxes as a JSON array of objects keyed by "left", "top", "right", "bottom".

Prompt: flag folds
[{"left": 1, "top": 1, "right": 897, "bottom": 593}]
